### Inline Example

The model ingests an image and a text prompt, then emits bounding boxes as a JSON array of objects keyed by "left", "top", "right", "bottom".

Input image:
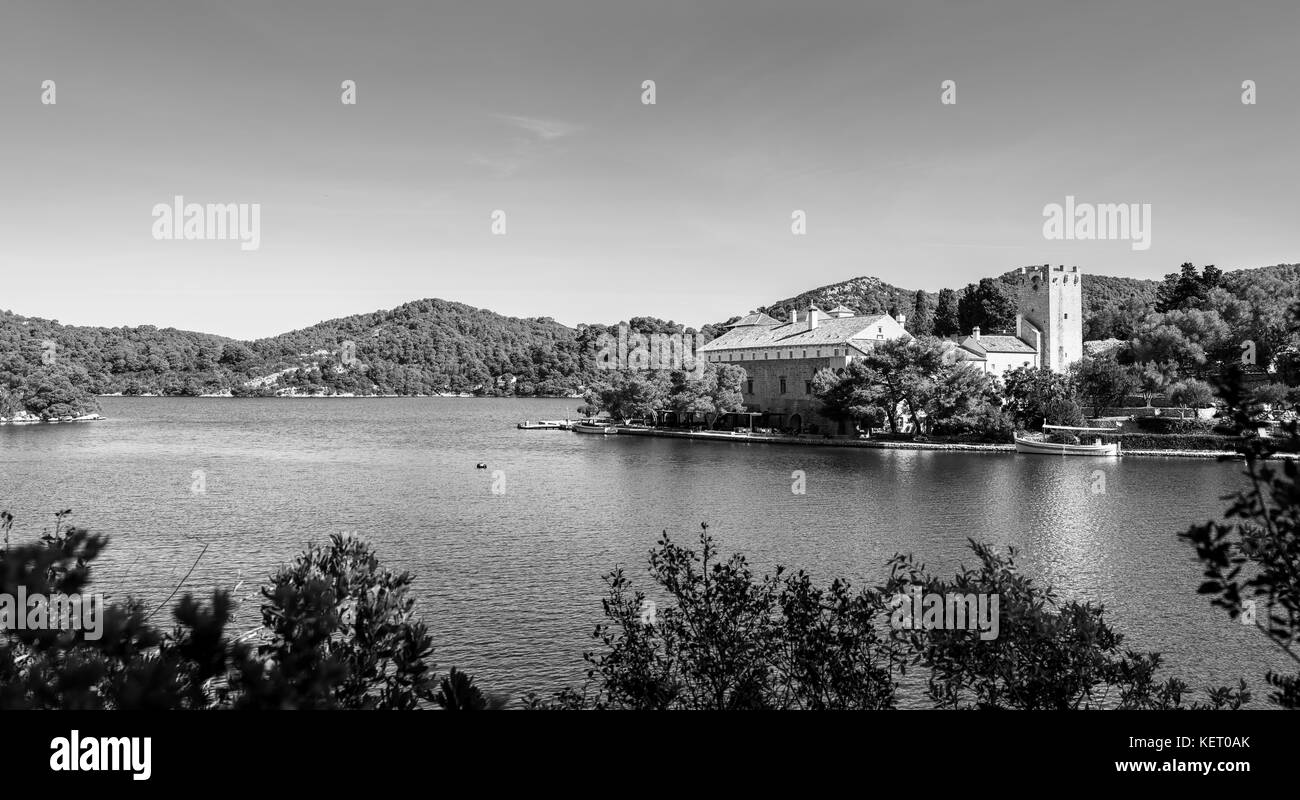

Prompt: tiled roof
[
  {"left": 726, "top": 312, "right": 782, "bottom": 327},
  {"left": 701, "top": 315, "right": 896, "bottom": 351},
  {"left": 962, "top": 334, "right": 1036, "bottom": 354}
]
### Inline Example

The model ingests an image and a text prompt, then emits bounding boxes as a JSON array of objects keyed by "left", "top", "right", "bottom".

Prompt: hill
[{"left": 1, "top": 263, "right": 1295, "bottom": 410}]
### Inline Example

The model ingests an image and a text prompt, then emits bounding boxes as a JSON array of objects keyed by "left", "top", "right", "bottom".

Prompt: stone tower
[{"left": 1016, "top": 264, "right": 1083, "bottom": 372}]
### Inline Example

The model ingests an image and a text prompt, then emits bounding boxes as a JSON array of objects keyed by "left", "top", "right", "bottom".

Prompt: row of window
[
  {"left": 709, "top": 348, "right": 842, "bottom": 362},
  {"left": 744, "top": 377, "right": 815, "bottom": 396}
]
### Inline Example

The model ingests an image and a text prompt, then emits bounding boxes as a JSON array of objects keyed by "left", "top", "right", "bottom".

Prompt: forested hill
[
  {"left": 0, "top": 299, "right": 618, "bottom": 403},
  {"left": 2, "top": 262, "right": 1296, "bottom": 412},
  {"left": 747, "top": 268, "right": 1161, "bottom": 339},
  {"left": 746, "top": 265, "right": 1296, "bottom": 342}
]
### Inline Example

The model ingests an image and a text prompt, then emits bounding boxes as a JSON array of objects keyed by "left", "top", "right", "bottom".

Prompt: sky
[{"left": 1, "top": 0, "right": 1298, "bottom": 339}]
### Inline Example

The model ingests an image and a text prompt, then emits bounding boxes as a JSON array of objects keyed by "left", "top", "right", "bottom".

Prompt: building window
[
  {"left": 816, "top": 350, "right": 822, "bottom": 357},
  {"left": 779, "top": 377, "right": 787, "bottom": 394},
  {"left": 877, "top": 334, "right": 884, "bottom": 340},
  {"left": 878, "top": 327, "right": 882, "bottom": 333},
  {"left": 802, "top": 350, "right": 807, "bottom": 358},
  {"left": 805, "top": 381, "right": 812, "bottom": 395},
  {"left": 746, "top": 379, "right": 753, "bottom": 394},
  {"left": 1064, "top": 313, "right": 1069, "bottom": 319}
]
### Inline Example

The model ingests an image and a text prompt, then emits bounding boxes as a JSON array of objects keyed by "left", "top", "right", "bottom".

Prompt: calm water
[{"left": 0, "top": 397, "right": 1289, "bottom": 706}]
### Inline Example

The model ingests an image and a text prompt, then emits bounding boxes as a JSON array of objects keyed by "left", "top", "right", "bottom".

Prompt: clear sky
[{"left": 2, "top": 0, "right": 1298, "bottom": 339}]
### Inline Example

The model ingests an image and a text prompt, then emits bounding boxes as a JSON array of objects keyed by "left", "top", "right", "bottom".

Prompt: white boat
[
  {"left": 517, "top": 419, "right": 571, "bottom": 430},
  {"left": 1014, "top": 424, "right": 1122, "bottom": 456},
  {"left": 572, "top": 421, "right": 618, "bottom": 435}
]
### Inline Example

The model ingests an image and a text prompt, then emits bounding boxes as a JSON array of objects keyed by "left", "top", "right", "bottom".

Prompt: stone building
[
  {"left": 700, "top": 265, "right": 1085, "bottom": 435},
  {"left": 699, "top": 304, "right": 910, "bottom": 433},
  {"left": 950, "top": 264, "right": 1084, "bottom": 377}
]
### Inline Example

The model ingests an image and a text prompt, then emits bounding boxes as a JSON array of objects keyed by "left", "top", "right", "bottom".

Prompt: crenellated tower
[{"left": 1015, "top": 264, "right": 1083, "bottom": 372}]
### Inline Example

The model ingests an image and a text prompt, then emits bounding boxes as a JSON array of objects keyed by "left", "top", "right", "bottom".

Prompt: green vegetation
[
  {"left": 578, "top": 363, "right": 747, "bottom": 425},
  {"left": 812, "top": 336, "right": 1008, "bottom": 439},
  {"left": 1181, "top": 367, "right": 1300, "bottom": 708},
  {"left": 0, "top": 513, "right": 496, "bottom": 709},
  {"left": 523, "top": 524, "right": 1248, "bottom": 710},
  {"left": 2, "top": 262, "right": 1296, "bottom": 407}
]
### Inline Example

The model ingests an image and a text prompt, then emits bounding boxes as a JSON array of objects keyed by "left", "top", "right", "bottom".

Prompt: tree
[
  {"left": 921, "top": 354, "right": 1002, "bottom": 434},
  {"left": 526, "top": 524, "right": 900, "bottom": 710},
  {"left": 666, "top": 363, "right": 747, "bottom": 429},
  {"left": 1073, "top": 355, "right": 1138, "bottom": 418},
  {"left": 910, "top": 290, "right": 933, "bottom": 336},
  {"left": 0, "top": 511, "right": 490, "bottom": 710},
  {"left": 1181, "top": 367, "right": 1300, "bottom": 708},
  {"left": 933, "top": 288, "right": 961, "bottom": 337},
  {"left": 1130, "top": 308, "right": 1232, "bottom": 368},
  {"left": 1135, "top": 360, "right": 1178, "bottom": 407},
  {"left": 1168, "top": 378, "right": 1215, "bottom": 410},
  {"left": 882, "top": 543, "right": 1246, "bottom": 709},
  {"left": 957, "top": 278, "right": 1018, "bottom": 335},
  {"left": 527, "top": 525, "right": 1245, "bottom": 711},
  {"left": 1154, "top": 262, "right": 1219, "bottom": 313},
  {"left": 1002, "top": 366, "right": 1075, "bottom": 429},
  {"left": 580, "top": 371, "right": 671, "bottom": 422},
  {"left": 813, "top": 362, "right": 893, "bottom": 433}
]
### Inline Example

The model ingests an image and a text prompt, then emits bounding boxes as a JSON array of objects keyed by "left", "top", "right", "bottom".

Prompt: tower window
[
  {"left": 805, "top": 381, "right": 812, "bottom": 394},
  {"left": 779, "top": 377, "right": 787, "bottom": 394},
  {"left": 746, "top": 379, "right": 753, "bottom": 394}
]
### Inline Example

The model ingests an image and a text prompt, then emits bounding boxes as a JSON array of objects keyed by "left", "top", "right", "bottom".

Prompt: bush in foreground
[{"left": 0, "top": 513, "right": 489, "bottom": 710}]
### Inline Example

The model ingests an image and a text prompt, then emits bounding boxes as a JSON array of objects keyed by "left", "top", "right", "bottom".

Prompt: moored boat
[
  {"left": 517, "top": 419, "right": 572, "bottom": 430},
  {"left": 1014, "top": 424, "right": 1121, "bottom": 456},
  {"left": 572, "top": 421, "right": 618, "bottom": 435}
]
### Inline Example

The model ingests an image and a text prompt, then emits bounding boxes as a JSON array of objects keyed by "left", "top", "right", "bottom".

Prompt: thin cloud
[{"left": 495, "top": 114, "right": 583, "bottom": 141}]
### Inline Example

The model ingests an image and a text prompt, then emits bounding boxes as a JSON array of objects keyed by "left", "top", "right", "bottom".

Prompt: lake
[{"left": 0, "top": 397, "right": 1288, "bottom": 706}]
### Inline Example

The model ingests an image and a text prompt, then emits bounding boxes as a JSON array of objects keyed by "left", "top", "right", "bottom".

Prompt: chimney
[
  {"left": 808, "top": 306, "right": 819, "bottom": 329},
  {"left": 895, "top": 313, "right": 906, "bottom": 328},
  {"left": 972, "top": 325, "right": 981, "bottom": 340},
  {"left": 789, "top": 308, "right": 799, "bottom": 325}
]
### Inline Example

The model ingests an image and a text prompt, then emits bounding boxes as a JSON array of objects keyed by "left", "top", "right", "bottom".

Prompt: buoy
[{"left": 476, "top": 463, "right": 487, "bottom": 469}]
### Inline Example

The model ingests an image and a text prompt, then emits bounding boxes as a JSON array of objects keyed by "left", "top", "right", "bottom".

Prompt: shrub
[
  {"left": 882, "top": 542, "right": 1247, "bottom": 709},
  {"left": 1182, "top": 367, "right": 1300, "bottom": 708},
  {"left": 529, "top": 524, "right": 900, "bottom": 709},
  {"left": 527, "top": 524, "right": 1245, "bottom": 710},
  {"left": 0, "top": 511, "right": 489, "bottom": 710},
  {"left": 1169, "top": 378, "right": 1216, "bottom": 408},
  {"left": 1043, "top": 397, "right": 1086, "bottom": 428},
  {"left": 1116, "top": 433, "right": 1239, "bottom": 451},
  {"left": 1131, "top": 416, "right": 1216, "bottom": 435}
]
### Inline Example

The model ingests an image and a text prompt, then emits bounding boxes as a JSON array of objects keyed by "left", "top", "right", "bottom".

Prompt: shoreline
[
  {"left": 96, "top": 393, "right": 585, "bottom": 399},
  {"left": 0, "top": 414, "right": 104, "bottom": 427},
  {"left": 606, "top": 426, "right": 1295, "bottom": 461}
]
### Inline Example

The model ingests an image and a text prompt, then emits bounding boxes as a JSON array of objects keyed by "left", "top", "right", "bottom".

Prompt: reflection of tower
[{"left": 1016, "top": 264, "right": 1083, "bottom": 372}]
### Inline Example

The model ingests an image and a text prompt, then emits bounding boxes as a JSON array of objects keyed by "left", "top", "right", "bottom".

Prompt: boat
[
  {"left": 572, "top": 421, "right": 619, "bottom": 435},
  {"left": 1014, "top": 424, "right": 1122, "bottom": 456},
  {"left": 517, "top": 419, "right": 572, "bottom": 430}
]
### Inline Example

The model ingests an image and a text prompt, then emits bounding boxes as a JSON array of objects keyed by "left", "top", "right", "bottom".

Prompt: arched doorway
[{"left": 789, "top": 413, "right": 803, "bottom": 434}]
